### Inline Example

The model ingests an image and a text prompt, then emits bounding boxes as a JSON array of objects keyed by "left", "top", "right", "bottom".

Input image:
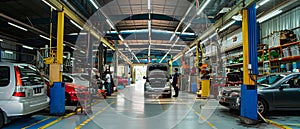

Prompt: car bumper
[
  {"left": 3, "top": 96, "right": 50, "bottom": 117},
  {"left": 219, "top": 96, "right": 240, "bottom": 109},
  {"left": 144, "top": 89, "right": 171, "bottom": 96}
]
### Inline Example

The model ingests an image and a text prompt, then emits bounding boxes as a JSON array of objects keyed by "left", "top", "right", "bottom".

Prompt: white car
[{"left": 0, "top": 63, "right": 50, "bottom": 128}]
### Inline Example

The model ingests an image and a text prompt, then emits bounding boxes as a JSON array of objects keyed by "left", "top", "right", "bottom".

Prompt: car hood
[
  {"left": 221, "top": 84, "right": 268, "bottom": 93},
  {"left": 65, "top": 83, "right": 87, "bottom": 89}
]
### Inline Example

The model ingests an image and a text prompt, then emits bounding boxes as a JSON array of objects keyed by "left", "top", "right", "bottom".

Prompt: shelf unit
[
  {"left": 224, "top": 41, "right": 300, "bottom": 75},
  {"left": 267, "top": 41, "right": 300, "bottom": 73}
]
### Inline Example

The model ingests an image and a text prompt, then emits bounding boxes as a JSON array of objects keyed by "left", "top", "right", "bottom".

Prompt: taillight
[
  {"left": 14, "top": 66, "right": 23, "bottom": 86},
  {"left": 13, "top": 66, "right": 25, "bottom": 97},
  {"left": 13, "top": 92, "right": 26, "bottom": 97}
]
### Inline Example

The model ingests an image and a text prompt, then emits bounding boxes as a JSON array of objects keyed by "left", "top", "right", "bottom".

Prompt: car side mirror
[{"left": 280, "top": 84, "right": 289, "bottom": 90}]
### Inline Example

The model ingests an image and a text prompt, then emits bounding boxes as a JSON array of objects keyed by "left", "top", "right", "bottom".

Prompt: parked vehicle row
[
  {"left": 0, "top": 62, "right": 127, "bottom": 128},
  {"left": 0, "top": 63, "right": 49, "bottom": 128},
  {"left": 219, "top": 73, "right": 300, "bottom": 115}
]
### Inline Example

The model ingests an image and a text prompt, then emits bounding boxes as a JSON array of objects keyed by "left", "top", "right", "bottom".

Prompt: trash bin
[{"left": 50, "top": 82, "right": 65, "bottom": 115}]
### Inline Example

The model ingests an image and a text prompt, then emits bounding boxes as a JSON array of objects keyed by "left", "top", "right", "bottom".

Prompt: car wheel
[
  {"left": 0, "top": 109, "right": 4, "bottom": 128},
  {"left": 257, "top": 98, "right": 268, "bottom": 115}
]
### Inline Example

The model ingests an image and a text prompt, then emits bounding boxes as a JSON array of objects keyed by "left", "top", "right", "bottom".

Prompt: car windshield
[{"left": 257, "top": 74, "right": 284, "bottom": 86}]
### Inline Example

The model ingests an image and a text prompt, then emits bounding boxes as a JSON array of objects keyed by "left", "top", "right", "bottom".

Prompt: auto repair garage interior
[{"left": 0, "top": 0, "right": 300, "bottom": 129}]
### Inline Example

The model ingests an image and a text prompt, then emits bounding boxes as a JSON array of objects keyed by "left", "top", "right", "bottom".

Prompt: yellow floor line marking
[
  {"left": 75, "top": 101, "right": 115, "bottom": 129},
  {"left": 158, "top": 99, "right": 167, "bottom": 110},
  {"left": 38, "top": 112, "right": 75, "bottom": 129},
  {"left": 266, "top": 119, "right": 292, "bottom": 129},
  {"left": 21, "top": 116, "right": 53, "bottom": 129},
  {"left": 37, "top": 99, "right": 103, "bottom": 129},
  {"left": 180, "top": 98, "right": 217, "bottom": 129}
]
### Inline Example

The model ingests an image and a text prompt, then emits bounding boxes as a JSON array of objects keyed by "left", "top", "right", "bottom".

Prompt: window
[
  {"left": 63, "top": 75, "right": 73, "bottom": 82},
  {"left": 258, "top": 74, "right": 284, "bottom": 85},
  {"left": 283, "top": 75, "right": 300, "bottom": 88},
  {"left": 0, "top": 66, "right": 10, "bottom": 86},
  {"left": 18, "top": 65, "right": 44, "bottom": 86}
]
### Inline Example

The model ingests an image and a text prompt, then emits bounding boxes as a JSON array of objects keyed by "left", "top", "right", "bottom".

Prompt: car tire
[
  {"left": 167, "top": 94, "right": 172, "bottom": 98},
  {"left": 0, "top": 109, "right": 4, "bottom": 128},
  {"left": 257, "top": 98, "right": 268, "bottom": 115}
]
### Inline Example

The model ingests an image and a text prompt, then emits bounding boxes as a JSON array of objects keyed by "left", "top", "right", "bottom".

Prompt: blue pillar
[{"left": 240, "top": 4, "right": 258, "bottom": 120}]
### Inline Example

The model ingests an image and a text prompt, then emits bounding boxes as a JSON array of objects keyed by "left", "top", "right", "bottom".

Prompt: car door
[{"left": 273, "top": 74, "right": 300, "bottom": 108}]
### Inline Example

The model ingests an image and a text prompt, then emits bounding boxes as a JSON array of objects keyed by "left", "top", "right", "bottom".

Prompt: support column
[
  {"left": 87, "top": 31, "right": 93, "bottom": 86},
  {"left": 114, "top": 40, "right": 118, "bottom": 86},
  {"left": 50, "top": 11, "right": 64, "bottom": 82},
  {"left": 241, "top": 4, "right": 258, "bottom": 121}
]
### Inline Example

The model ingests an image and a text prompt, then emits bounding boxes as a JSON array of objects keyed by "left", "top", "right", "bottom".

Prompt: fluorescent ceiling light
[
  {"left": 71, "top": 47, "right": 77, "bottom": 50},
  {"left": 185, "top": 46, "right": 196, "bottom": 55},
  {"left": 148, "top": 20, "right": 151, "bottom": 32},
  {"left": 89, "top": 0, "right": 99, "bottom": 9},
  {"left": 257, "top": 10, "right": 282, "bottom": 23},
  {"left": 71, "top": 57, "right": 75, "bottom": 60},
  {"left": 103, "top": 44, "right": 107, "bottom": 48},
  {"left": 106, "top": 19, "right": 115, "bottom": 30},
  {"left": 173, "top": 55, "right": 182, "bottom": 62},
  {"left": 4, "top": 50, "right": 13, "bottom": 54},
  {"left": 108, "top": 29, "right": 195, "bottom": 36},
  {"left": 118, "top": 35, "right": 124, "bottom": 41},
  {"left": 219, "top": 20, "right": 235, "bottom": 32},
  {"left": 63, "top": 56, "right": 67, "bottom": 58},
  {"left": 169, "top": 34, "right": 175, "bottom": 41},
  {"left": 182, "top": 23, "right": 191, "bottom": 33},
  {"left": 0, "top": 39, "right": 3, "bottom": 42},
  {"left": 8, "top": 22, "right": 28, "bottom": 31},
  {"left": 39, "top": 35, "right": 50, "bottom": 40},
  {"left": 231, "top": 14, "right": 242, "bottom": 21},
  {"left": 68, "top": 32, "right": 87, "bottom": 35},
  {"left": 197, "top": 0, "right": 211, "bottom": 15},
  {"left": 22, "top": 45, "right": 34, "bottom": 50},
  {"left": 80, "top": 50, "right": 85, "bottom": 54},
  {"left": 259, "top": 0, "right": 270, "bottom": 6},
  {"left": 148, "top": 0, "right": 151, "bottom": 10},
  {"left": 209, "top": 32, "right": 217, "bottom": 39},
  {"left": 63, "top": 44, "right": 66, "bottom": 46},
  {"left": 70, "top": 20, "right": 83, "bottom": 30},
  {"left": 124, "top": 43, "right": 129, "bottom": 48},
  {"left": 93, "top": 50, "right": 98, "bottom": 52},
  {"left": 42, "top": 0, "right": 57, "bottom": 10}
]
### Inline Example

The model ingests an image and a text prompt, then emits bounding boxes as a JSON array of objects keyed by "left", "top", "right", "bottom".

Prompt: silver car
[
  {"left": 0, "top": 63, "right": 50, "bottom": 128},
  {"left": 144, "top": 63, "right": 172, "bottom": 98}
]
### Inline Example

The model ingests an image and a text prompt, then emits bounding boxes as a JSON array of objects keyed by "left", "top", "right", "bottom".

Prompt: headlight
[{"left": 229, "top": 92, "right": 240, "bottom": 97}]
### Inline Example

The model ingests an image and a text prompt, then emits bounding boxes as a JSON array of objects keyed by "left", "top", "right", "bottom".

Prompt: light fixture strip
[
  {"left": 259, "top": 0, "right": 270, "bottom": 6},
  {"left": 148, "top": 0, "right": 151, "bottom": 10},
  {"left": 219, "top": 20, "right": 235, "bottom": 32},
  {"left": 4, "top": 50, "right": 13, "bottom": 54},
  {"left": 70, "top": 20, "right": 83, "bottom": 30},
  {"left": 22, "top": 45, "right": 34, "bottom": 50},
  {"left": 42, "top": 0, "right": 57, "bottom": 10},
  {"left": 197, "top": 0, "right": 211, "bottom": 15},
  {"left": 118, "top": 35, "right": 124, "bottom": 41},
  {"left": 106, "top": 19, "right": 116, "bottom": 30},
  {"left": 0, "top": 39, "right": 3, "bottom": 42},
  {"left": 89, "top": 0, "right": 99, "bottom": 9},
  {"left": 39, "top": 35, "right": 50, "bottom": 40},
  {"left": 8, "top": 22, "right": 28, "bottom": 31},
  {"left": 257, "top": 10, "right": 282, "bottom": 23}
]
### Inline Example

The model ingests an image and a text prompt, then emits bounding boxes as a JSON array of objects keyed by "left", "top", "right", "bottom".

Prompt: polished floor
[{"left": 3, "top": 81, "right": 300, "bottom": 129}]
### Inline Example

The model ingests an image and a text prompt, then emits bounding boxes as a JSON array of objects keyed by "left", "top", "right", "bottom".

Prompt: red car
[
  {"left": 117, "top": 76, "right": 128, "bottom": 86},
  {"left": 44, "top": 76, "right": 90, "bottom": 105}
]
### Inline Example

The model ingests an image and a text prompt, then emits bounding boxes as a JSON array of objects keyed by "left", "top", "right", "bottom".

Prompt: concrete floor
[{"left": 2, "top": 81, "right": 300, "bottom": 129}]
